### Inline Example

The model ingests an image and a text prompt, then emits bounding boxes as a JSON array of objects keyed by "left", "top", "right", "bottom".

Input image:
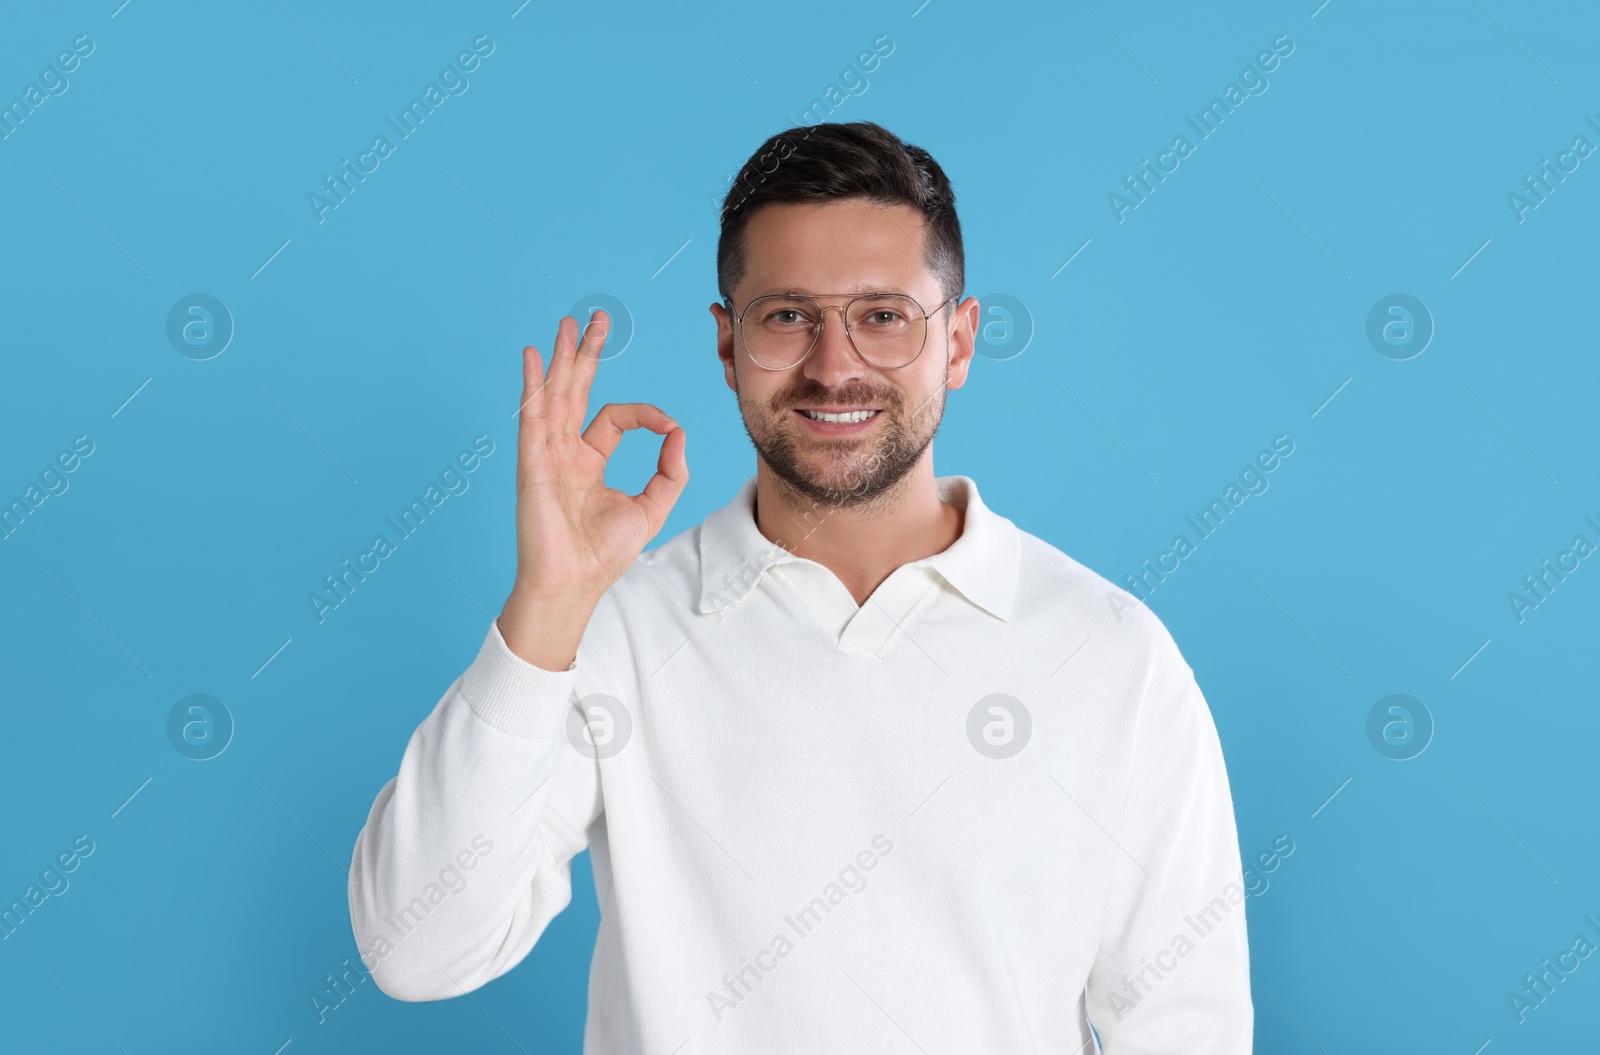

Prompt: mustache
[{"left": 772, "top": 388, "right": 901, "bottom": 411}]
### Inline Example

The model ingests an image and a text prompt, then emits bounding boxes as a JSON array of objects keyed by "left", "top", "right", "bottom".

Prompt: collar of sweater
[{"left": 692, "top": 473, "right": 1021, "bottom": 622}]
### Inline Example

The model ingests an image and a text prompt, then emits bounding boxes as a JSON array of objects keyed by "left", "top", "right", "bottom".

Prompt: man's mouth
[{"left": 795, "top": 408, "right": 881, "bottom": 424}]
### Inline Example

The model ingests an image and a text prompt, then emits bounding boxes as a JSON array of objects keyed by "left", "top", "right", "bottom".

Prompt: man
[{"left": 349, "top": 121, "right": 1253, "bottom": 1052}]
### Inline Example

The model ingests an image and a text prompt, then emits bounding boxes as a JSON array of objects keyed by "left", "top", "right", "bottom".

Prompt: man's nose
[{"left": 803, "top": 305, "right": 868, "bottom": 385}]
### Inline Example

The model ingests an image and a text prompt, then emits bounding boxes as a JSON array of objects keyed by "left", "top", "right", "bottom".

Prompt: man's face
[{"left": 712, "top": 199, "right": 976, "bottom": 509}]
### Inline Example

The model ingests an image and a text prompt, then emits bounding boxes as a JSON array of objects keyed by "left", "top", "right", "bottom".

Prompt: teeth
[{"left": 801, "top": 409, "right": 878, "bottom": 423}]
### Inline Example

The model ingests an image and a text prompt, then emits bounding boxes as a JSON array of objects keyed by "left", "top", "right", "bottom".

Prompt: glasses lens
[
  {"left": 741, "top": 295, "right": 928, "bottom": 368},
  {"left": 845, "top": 295, "right": 924, "bottom": 367},
  {"left": 742, "top": 297, "right": 820, "bottom": 368}
]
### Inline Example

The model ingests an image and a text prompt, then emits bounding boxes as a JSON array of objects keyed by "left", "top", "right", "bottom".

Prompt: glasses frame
[{"left": 726, "top": 290, "right": 961, "bottom": 371}]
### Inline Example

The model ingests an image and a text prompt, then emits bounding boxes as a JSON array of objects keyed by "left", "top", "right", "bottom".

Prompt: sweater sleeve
[
  {"left": 1084, "top": 670, "right": 1254, "bottom": 1052},
  {"left": 347, "top": 615, "right": 603, "bottom": 1002}
]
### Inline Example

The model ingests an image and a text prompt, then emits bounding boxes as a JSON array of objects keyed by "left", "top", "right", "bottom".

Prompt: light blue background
[{"left": 2, "top": 0, "right": 1596, "bottom": 1050}]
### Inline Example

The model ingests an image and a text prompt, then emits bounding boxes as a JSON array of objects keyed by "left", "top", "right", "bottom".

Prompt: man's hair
[{"left": 716, "top": 121, "right": 964, "bottom": 319}]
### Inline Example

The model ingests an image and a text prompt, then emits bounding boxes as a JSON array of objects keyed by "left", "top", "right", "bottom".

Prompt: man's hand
[{"left": 497, "top": 310, "right": 689, "bottom": 670}]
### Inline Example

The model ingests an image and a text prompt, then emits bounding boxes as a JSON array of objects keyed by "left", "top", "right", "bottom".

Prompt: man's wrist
[{"left": 496, "top": 585, "right": 600, "bottom": 672}]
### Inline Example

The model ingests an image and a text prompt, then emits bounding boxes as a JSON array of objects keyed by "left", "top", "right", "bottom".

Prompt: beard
[{"left": 736, "top": 360, "right": 948, "bottom": 511}]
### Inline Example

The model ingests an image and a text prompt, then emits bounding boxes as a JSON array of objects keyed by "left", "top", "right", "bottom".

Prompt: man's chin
[{"left": 788, "top": 459, "right": 898, "bottom": 501}]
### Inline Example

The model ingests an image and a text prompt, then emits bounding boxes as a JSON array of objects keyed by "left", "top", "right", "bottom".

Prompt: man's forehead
[{"left": 738, "top": 200, "right": 930, "bottom": 293}]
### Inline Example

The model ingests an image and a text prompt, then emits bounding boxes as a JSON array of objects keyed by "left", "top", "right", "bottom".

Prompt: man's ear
[
  {"left": 945, "top": 296, "right": 979, "bottom": 391},
  {"left": 711, "top": 300, "right": 737, "bottom": 392}
]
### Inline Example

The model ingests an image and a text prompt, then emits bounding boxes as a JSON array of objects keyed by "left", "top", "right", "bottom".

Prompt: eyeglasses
[{"left": 726, "top": 291, "right": 960, "bottom": 371}]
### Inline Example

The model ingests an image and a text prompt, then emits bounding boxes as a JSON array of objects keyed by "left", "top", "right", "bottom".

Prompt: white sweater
[{"left": 348, "top": 474, "right": 1253, "bottom": 1052}]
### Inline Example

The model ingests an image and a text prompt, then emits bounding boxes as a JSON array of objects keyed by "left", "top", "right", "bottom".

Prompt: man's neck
[{"left": 752, "top": 460, "right": 965, "bottom": 607}]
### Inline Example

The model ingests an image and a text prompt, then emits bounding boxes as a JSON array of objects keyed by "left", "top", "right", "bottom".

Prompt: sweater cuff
[{"left": 459, "top": 618, "right": 581, "bottom": 739}]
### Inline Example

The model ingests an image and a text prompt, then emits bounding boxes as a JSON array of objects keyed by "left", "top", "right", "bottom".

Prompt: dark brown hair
[{"left": 716, "top": 121, "right": 964, "bottom": 319}]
